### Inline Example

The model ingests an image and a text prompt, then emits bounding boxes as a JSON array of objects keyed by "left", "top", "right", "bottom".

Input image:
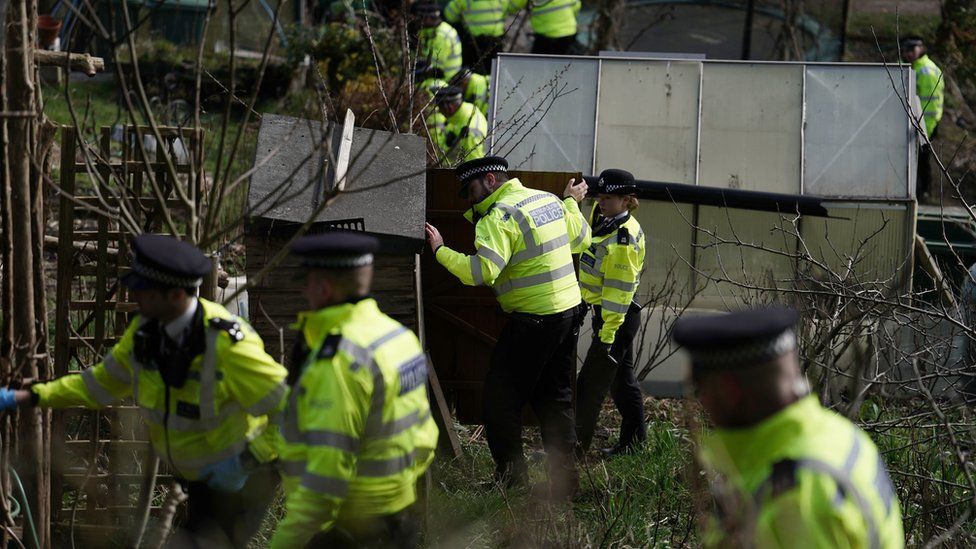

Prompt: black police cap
[
  {"left": 433, "top": 85, "right": 463, "bottom": 105},
  {"left": 900, "top": 36, "right": 924, "bottom": 50},
  {"left": 411, "top": 1, "right": 440, "bottom": 15},
  {"left": 456, "top": 155, "right": 508, "bottom": 184},
  {"left": 291, "top": 231, "right": 379, "bottom": 269},
  {"left": 672, "top": 306, "right": 799, "bottom": 371},
  {"left": 592, "top": 168, "right": 637, "bottom": 196},
  {"left": 121, "top": 233, "right": 211, "bottom": 290}
]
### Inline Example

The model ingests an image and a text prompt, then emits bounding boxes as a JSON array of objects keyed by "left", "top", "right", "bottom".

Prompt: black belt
[{"left": 509, "top": 302, "right": 585, "bottom": 323}]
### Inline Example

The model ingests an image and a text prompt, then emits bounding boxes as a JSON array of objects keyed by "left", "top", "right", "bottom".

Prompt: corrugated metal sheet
[
  {"left": 594, "top": 60, "right": 701, "bottom": 182},
  {"left": 693, "top": 207, "right": 799, "bottom": 306},
  {"left": 699, "top": 63, "right": 803, "bottom": 193}
]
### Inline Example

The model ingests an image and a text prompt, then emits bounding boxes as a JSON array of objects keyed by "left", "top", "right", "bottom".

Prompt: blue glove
[
  {"left": 0, "top": 388, "right": 18, "bottom": 411},
  {"left": 201, "top": 453, "right": 249, "bottom": 492}
]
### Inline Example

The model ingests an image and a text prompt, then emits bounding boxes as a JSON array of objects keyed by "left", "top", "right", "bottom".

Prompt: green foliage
[{"left": 283, "top": 22, "right": 401, "bottom": 92}]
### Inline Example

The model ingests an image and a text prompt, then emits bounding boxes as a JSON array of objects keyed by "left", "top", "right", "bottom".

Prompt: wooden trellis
[{"left": 52, "top": 125, "right": 204, "bottom": 546}]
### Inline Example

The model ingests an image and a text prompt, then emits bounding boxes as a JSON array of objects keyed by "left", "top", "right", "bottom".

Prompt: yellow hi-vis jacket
[
  {"left": 419, "top": 21, "right": 463, "bottom": 80},
  {"left": 465, "top": 72, "right": 490, "bottom": 115},
  {"left": 271, "top": 298, "right": 438, "bottom": 549},
  {"left": 421, "top": 77, "right": 449, "bottom": 152},
  {"left": 440, "top": 101, "right": 488, "bottom": 164},
  {"left": 912, "top": 54, "right": 944, "bottom": 138},
  {"left": 578, "top": 207, "right": 645, "bottom": 344},
  {"left": 32, "top": 299, "right": 288, "bottom": 480},
  {"left": 700, "top": 395, "right": 904, "bottom": 549},
  {"left": 506, "top": 0, "right": 579, "bottom": 39},
  {"left": 444, "top": 0, "right": 505, "bottom": 37},
  {"left": 435, "top": 178, "right": 590, "bottom": 315}
]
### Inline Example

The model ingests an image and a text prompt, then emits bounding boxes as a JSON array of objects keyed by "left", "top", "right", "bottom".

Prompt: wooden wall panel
[{"left": 422, "top": 169, "right": 580, "bottom": 424}]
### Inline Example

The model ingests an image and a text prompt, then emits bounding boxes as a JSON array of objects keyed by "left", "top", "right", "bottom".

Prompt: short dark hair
[{"left": 490, "top": 171, "right": 509, "bottom": 183}]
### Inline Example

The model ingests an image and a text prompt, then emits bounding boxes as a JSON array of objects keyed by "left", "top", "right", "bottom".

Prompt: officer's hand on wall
[
  {"left": 563, "top": 178, "right": 588, "bottom": 203},
  {"left": 201, "top": 453, "right": 249, "bottom": 492},
  {"left": 425, "top": 222, "right": 444, "bottom": 252}
]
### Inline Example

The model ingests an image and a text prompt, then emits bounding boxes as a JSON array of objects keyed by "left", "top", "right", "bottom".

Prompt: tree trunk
[
  {"left": 936, "top": 0, "right": 976, "bottom": 93},
  {"left": 5, "top": 0, "right": 50, "bottom": 544}
]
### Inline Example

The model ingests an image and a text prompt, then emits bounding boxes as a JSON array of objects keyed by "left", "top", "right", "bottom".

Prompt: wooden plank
[
  {"left": 68, "top": 301, "right": 139, "bottom": 312},
  {"left": 426, "top": 353, "right": 462, "bottom": 459}
]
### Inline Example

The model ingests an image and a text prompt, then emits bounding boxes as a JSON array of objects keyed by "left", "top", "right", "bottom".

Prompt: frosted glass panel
[
  {"left": 595, "top": 60, "right": 701, "bottom": 183},
  {"left": 699, "top": 63, "right": 802, "bottom": 193},
  {"left": 804, "top": 66, "right": 912, "bottom": 198},
  {"left": 490, "top": 57, "right": 598, "bottom": 172}
]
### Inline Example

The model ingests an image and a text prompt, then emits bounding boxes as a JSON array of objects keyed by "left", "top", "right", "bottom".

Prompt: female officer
[{"left": 575, "top": 169, "right": 647, "bottom": 458}]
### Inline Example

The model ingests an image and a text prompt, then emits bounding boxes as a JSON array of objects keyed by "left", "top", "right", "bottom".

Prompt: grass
[{"left": 426, "top": 400, "right": 701, "bottom": 548}]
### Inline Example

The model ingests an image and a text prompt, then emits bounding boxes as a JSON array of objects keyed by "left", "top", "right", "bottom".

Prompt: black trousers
[
  {"left": 167, "top": 466, "right": 280, "bottom": 549},
  {"left": 469, "top": 35, "right": 503, "bottom": 74},
  {"left": 483, "top": 306, "right": 582, "bottom": 482},
  {"left": 917, "top": 126, "right": 939, "bottom": 199},
  {"left": 531, "top": 34, "right": 577, "bottom": 55},
  {"left": 305, "top": 508, "right": 420, "bottom": 549},
  {"left": 575, "top": 304, "right": 647, "bottom": 452}
]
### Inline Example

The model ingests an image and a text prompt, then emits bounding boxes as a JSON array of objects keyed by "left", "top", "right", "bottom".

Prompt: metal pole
[{"left": 741, "top": 0, "right": 757, "bottom": 60}]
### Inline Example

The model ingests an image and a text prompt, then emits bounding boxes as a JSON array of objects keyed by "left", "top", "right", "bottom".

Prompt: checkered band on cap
[
  {"left": 691, "top": 330, "right": 797, "bottom": 370},
  {"left": 131, "top": 258, "right": 204, "bottom": 288},
  {"left": 301, "top": 253, "right": 374, "bottom": 269},
  {"left": 459, "top": 163, "right": 507, "bottom": 183}
]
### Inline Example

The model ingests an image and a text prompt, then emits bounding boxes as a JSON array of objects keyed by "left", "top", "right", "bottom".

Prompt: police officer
[
  {"left": 673, "top": 306, "right": 904, "bottom": 548},
  {"left": 574, "top": 169, "right": 647, "bottom": 458},
  {"left": 415, "top": 61, "right": 450, "bottom": 155},
  {"left": 901, "top": 36, "right": 944, "bottom": 200},
  {"left": 424, "top": 156, "right": 590, "bottom": 499},
  {"left": 443, "top": 0, "right": 505, "bottom": 73},
  {"left": 451, "top": 66, "right": 490, "bottom": 115},
  {"left": 271, "top": 232, "right": 438, "bottom": 549},
  {"left": 415, "top": 1, "right": 463, "bottom": 80},
  {"left": 0, "top": 234, "right": 288, "bottom": 547},
  {"left": 433, "top": 85, "right": 488, "bottom": 164},
  {"left": 505, "top": 0, "right": 580, "bottom": 54}
]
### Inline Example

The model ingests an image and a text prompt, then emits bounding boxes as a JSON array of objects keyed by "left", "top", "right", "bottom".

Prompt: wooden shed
[
  {"left": 422, "top": 169, "right": 579, "bottom": 424},
  {"left": 246, "top": 115, "right": 427, "bottom": 361}
]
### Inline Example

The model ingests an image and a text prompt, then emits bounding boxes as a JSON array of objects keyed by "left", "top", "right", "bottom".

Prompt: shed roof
[{"left": 248, "top": 114, "right": 427, "bottom": 248}]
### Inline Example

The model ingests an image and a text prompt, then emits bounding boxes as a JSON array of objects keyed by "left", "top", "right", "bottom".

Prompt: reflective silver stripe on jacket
[
  {"left": 82, "top": 368, "right": 119, "bottom": 406},
  {"left": 291, "top": 429, "right": 361, "bottom": 452},
  {"left": 358, "top": 450, "right": 418, "bottom": 477},
  {"left": 601, "top": 300, "right": 630, "bottom": 314},
  {"left": 470, "top": 255, "right": 485, "bottom": 285},
  {"left": 753, "top": 431, "right": 879, "bottom": 549},
  {"left": 371, "top": 408, "right": 432, "bottom": 438},
  {"left": 494, "top": 203, "right": 537, "bottom": 248},
  {"left": 580, "top": 281, "right": 601, "bottom": 294},
  {"left": 301, "top": 471, "right": 351, "bottom": 498},
  {"left": 246, "top": 381, "right": 287, "bottom": 416},
  {"left": 531, "top": 0, "right": 574, "bottom": 15},
  {"left": 102, "top": 352, "right": 131, "bottom": 384},
  {"left": 139, "top": 401, "right": 243, "bottom": 432},
  {"left": 493, "top": 262, "right": 576, "bottom": 295},
  {"left": 510, "top": 233, "right": 569, "bottom": 264},
  {"left": 571, "top": 222, "right": 591, "bottom": 249},
  {"left": 604, "top": 278, "right": 636, "bottom": 292},
  {"left": 477, "top": 246, "right": 508, "bottom": 272}
]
